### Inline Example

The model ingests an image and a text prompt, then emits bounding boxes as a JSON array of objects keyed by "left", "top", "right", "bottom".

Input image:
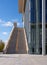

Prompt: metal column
[
  {"left": 36, "top": 0, "right": 39, "bottom": 54},
  {"left": 28, "top": 0, "right": 32, "bottom": 53},
  {"left": 42, "top": 0, "right": 46, "bottom": 55}
]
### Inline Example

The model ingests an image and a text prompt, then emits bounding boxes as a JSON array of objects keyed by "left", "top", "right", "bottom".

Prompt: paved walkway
[{"left": 0, "top": 54, "right": 47, "bottom": 65}]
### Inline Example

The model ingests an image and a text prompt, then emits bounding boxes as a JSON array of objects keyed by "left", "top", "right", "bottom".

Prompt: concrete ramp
[{"left": 4, "top": 24, "right": 28, "bottom": 54}]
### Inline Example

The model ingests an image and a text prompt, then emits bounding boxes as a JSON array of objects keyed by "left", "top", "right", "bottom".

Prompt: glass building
[{"left": 19, "top": 0, "right": 47, "bottom": 55}]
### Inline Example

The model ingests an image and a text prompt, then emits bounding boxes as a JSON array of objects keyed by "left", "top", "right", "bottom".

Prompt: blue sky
[{"left": 0, "top": 0, "right": 22, "bottom": 43}]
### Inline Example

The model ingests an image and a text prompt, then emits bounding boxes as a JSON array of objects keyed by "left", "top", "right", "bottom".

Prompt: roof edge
[{"left": 18, "top": 0, "right": 26, "bottom": 13}]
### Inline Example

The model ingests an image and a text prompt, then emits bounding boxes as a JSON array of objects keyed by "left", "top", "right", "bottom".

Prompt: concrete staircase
[
  {"left": 4, "top": 24, "right": 28, "bottom": 54},
  {"left": 16, "top": 28, "right": 28, "bottom": 54},
  {"left": 6, "top": 27, "right": 18, "bottom": 54}
]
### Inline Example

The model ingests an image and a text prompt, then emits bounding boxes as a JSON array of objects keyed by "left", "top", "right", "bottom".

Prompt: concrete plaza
[{"left": 0, "top": 54, "right": 47, "bottom": 65}]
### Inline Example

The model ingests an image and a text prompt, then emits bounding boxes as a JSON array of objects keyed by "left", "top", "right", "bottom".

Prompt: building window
[
  {"left": 30, "top": 0, "right": 36, "bottom": 23},
  {"left": 46, "top": 0, "right": 47, "bottom": 22},
  {"left": 30, "top": 0, "right": 42, "bottom": 23},
  {"left": 39, "top": 0, "right": 42, "bottom": 22}
]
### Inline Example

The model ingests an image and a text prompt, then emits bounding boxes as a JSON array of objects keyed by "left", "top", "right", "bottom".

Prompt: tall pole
[
  {"left": 42, "top": 0, "right": 46, "bottom": 55},
  {"left": 36, "top": 0, "right": 39, "bottom": 54},
  {"left": 29, "top": 0, "right": 32, "bottom": 53}
]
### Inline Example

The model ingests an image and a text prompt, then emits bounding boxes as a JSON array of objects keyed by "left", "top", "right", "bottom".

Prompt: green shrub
[{"left": 0, "top": 41, "right": 5, "bottom": 52}]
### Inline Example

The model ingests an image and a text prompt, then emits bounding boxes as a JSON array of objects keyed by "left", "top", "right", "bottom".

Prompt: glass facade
[
  {"left": 39, "top": 0, "right": 42, "bottom": 22},
  {"left": 46, "top": 0, "right": 47, "bottom": 22},
  {"left": 30, "top": 0, "right": 47, "bottom": 54},
  {"left": 23, "top": 0, "right": 47, "bottom": 54},
  {"left": 30, "top": 0, "right": 42, "bottom": 23},
  {"left": 30, "top": 0, "right": 36, "bottom": 23},
  {"left": 31, "top": 25, "right": 36, "bottom": 54}
]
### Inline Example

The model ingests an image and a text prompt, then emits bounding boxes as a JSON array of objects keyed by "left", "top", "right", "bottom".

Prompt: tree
[{"left": 0, "top": 40, "right": 5, "bottom": 52}]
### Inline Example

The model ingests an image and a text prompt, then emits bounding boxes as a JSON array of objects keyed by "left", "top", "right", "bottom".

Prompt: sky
[{"left": 0, "top": 0, "right": 23, "bottom": 43}]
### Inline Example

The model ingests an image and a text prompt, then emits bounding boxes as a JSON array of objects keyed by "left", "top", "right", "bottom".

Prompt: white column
[
  {"left": 28, "top": 0, "right": 33, "bottom": 53},
  {"left": 29, "top": 0, "right": 31, "bottom": 44},
  {"left": 42, "top": 0, "right": 46, "bottom": 55}
]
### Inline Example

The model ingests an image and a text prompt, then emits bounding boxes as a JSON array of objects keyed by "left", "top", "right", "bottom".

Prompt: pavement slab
[{"left": 0, "top": 54, "right": 47, "bottom": 65}]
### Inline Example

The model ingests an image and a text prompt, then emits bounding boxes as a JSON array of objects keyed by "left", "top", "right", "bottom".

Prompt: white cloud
[
  {"left": 0, "top": 18, "right": 23, "bottom": 27},
  {"left": 2, "top": 32, "right": 8, "bottom": 35},
  {"left": 0, "top": 19, "right": 4, "bottom": 23},
  {"left": 17, "top": 22, "right": 23, "bottom": 27},
  {"left": 2, "top": 21, "right": 13, "bottom": 27},
  {"left": 0, "top": 18, "right": 13, "bottom": 27},
  {"left": 17, "top": 22, "right": 20, "bottom": 26},
  {"left": 12, "top": 19, "right": 19, "bottom": 22},
  {"left": 0, "top": 19, "right": 2, "bottom": 23}
]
